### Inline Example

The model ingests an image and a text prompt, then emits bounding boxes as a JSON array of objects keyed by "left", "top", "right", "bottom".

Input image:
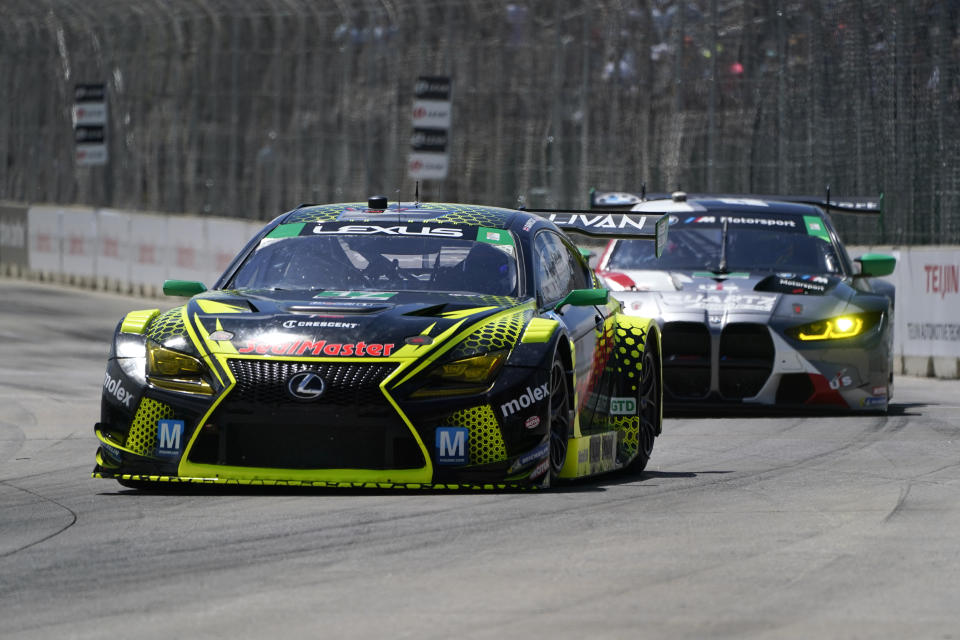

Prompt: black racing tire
[
  {"left": 545, "top": 350, "right": 572, "bottom": 488},
  {"left": 628, "top": 338, "right": 661, "bottom": 473}
]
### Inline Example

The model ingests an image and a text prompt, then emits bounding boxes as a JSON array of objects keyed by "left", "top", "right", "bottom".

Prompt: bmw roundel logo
[{"left": 286, "top": 371, "right": 326, "bottom": 401}]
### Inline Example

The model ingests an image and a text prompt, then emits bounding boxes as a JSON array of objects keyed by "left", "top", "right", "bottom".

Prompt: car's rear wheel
[
  {"left": 629, "top": 340, "right": 661, "bottom": 473},
  {"left": 545, "top": 351, "right": 572, "bottom": 487}
]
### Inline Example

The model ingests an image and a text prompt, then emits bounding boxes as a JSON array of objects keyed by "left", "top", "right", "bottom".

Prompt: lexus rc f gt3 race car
[
  {"left": 587, "top": 190, "right": 896, "bottom": 413},
  {"left": 93, "top": 198, "right": 668, "bottom": 489}
]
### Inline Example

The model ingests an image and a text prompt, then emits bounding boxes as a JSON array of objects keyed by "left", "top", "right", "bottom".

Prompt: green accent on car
[
  {"left": 477, "top": 226, "right": 514, "bottom": 246},
  {"left": 266, "top": 222, "right": 306, "bottom": 238},
  {"left": 803, "top": 216, "right": 832, "bottom": 242},
  {"left": 856, "top": 253, "right": 896, "bottom": 277},
  {"left": 163, "top": 280, "right": 207, "bottom": 297},
  {"left": 555, "top": 288, "right": 609, "bottom": 312}
]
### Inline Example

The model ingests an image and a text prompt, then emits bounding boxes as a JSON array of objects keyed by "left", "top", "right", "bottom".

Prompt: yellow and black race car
[{"left": 93, "top": 198, "right": 667, "bottom": 489}]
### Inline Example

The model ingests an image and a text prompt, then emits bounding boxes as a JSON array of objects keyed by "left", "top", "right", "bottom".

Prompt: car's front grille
[
  {"left": 187, "top": 360, "right": 424, "bottom": 469},
  {"left": 662, "top": 322, "right": 711, "bottom": 399},
  {"left": 719, "top": 323, "right": 774, "bottom": 399}
]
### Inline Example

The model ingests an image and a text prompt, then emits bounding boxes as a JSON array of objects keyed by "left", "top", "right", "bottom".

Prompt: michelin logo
[
  {"left": 103, "top": 372, "right": 134, "bottom": 408},
  {"left": 500, "top": 383, "right": 549, "bottom": 417}
]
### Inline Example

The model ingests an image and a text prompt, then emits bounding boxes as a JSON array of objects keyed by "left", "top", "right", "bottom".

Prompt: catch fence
[{"left": 2, "top": 0, "right": 958, "bottom": 244}]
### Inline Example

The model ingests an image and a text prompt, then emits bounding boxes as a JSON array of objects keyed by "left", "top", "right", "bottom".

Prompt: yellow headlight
[
  {"left": 411, "top": 350, "right": 508, "bottom": 398},
  {"left": 788, "top": 314, "right": 870, "bottom": 341},
  {"left": 146, "top": 340, "right": 213, "bottom": 394}
]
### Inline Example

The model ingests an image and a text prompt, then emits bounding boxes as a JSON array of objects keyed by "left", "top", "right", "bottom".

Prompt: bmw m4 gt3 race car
[
  {"left": 93, "top": 198, "right": 666, "bottom": 489},
  {"left": 589, "top": 190, "right": 896, "bottom": 413}
]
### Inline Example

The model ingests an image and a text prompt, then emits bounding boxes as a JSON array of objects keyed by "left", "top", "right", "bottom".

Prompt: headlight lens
[
  {"left": 786, "top": 312, "right": 880, "bottom": 341},
  {"left": 146, "top": 340, "right": 213, "bottom": 394},
  {"left": 411, "top": 350, "right": 508, "bottom": 398}
]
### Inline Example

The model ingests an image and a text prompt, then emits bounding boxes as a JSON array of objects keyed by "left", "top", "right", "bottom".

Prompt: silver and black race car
[
  {"left": 588, "top": 190, "right": 896, "bottom": 413},
  {"left": 93, "top": 198, "right": 667, "bottom": 489}
]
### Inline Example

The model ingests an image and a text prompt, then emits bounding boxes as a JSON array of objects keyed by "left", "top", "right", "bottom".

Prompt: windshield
[
  {"left": 607, "top": 225, "right": 842, "bottom": 275},
  {"left": 228, "top": 234, "right": 519, "bottom": 296}
]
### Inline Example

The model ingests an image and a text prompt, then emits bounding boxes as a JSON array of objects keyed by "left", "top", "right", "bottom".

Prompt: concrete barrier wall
[
  {"left": 8, "top": 203, "right": 262, "bottom": 296},
  {"left": 1, "top": 203, "right": 957, "bottom": 378}
]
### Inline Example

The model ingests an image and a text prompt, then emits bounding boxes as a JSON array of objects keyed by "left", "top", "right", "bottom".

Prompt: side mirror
[
  {"left": 555, "top": 288, "right": 609, "bottom": 312},
  {"left": 163, "top": 279, "right": 207, "bottom": 297},
  {"left": 854, "top": 254, "right": 896, "bottom": 278}
]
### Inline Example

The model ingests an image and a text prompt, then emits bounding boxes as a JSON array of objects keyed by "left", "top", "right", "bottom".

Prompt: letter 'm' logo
[
  {"left": 157, "top": 419, "right": 185, "bottom": 457},
  {"left": 435, "top": 427, "right": 468, "bottom": 465}
]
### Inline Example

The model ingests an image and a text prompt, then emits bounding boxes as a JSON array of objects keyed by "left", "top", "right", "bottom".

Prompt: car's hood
[
  {"left": 180, "top": 288, "right": 525, "bottom": 357},
  {"left": 600, "top": 269, "right": 856, "bottom": 321}
]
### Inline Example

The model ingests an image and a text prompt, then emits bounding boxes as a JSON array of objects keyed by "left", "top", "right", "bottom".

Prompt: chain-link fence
[{"left": 2, "top": 0, "right": 958, "bottom": 244}]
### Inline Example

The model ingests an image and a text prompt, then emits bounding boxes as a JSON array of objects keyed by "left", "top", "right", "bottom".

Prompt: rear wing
[
  {"left": 589, "top": 189, "right": 883, "bottom": 215},
  {"left": 520, "top": 207, "right": 669, "bottom": 258}
]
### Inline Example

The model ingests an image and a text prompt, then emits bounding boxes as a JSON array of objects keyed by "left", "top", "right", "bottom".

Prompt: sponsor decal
[
  {"left": 778, "top": 278, "right": 826, "bottom": 293},
  {"left": 500, "top": 383, "right": 549, "bottom": 417},
  {"left": 522, "top": 218, "right": 536, "bottom": 231},
  {"left": 312, "top": 223, "right": 462, "bottom": 237},
  {"left": 871, "top": 386, "right": 888, "bottom": 397},
  {"left": 828, "top": 370, "right": 853, "bottom": 390},
  {"left": 237, "top": 340, "right": 395, "bottom": 356},
  {"left": 861, "top": 397, "right": 886, "bottom": 407},
  {"left": 314, "top": 291, "right": 396, "bottom": 300},
  {"left": 923, "top": 264, "right": 960, "bottom": 298},
  {"left": 282, "top": 319, "right": 359, "bottom": 329},
  {"left": 157, "top": 419, "right": 185, "bottom": 457},
  {"left": 719, "top": 216, "right": 796, "bottom": 227},
  {"left": 209, "top": 330, "right": 234, "bottom": 340},
  {"left": 698, "top": 282, "right": 739, "bottom": 291},
  {"left": 103, "top": 372, "right": 134, "bottom": 408},
  {"left": 524, "top": 415, "right": 541, "bottom": 429},
  {"left": 528, "top": 457, "right": 550, "bottom": 480},
  {"left": 548, "top": 213, "right": 648, "bottom": 230},
  {"left": 507, "top": 441, "right": 550, "bottom": 473},
  {"left": 685, "top": 215, "right": 716, "bottom": 224},
  {"left": 906, "top": 323, "right": 960, "bottom": 342},
  {"left": 435, "top": 427, "right": 468, "bottom": 465},
  {"left": 101, "top": 441, "right": 123, "bottom": 461},
  {"left": 610, "top": 397, "right": 637, "bottom": 416},
  {"left": 663, "top": 293, "right": 777, "bottom": 313},
  {"left": 286, "top": 371, "right": 326, "bottom": 401}
]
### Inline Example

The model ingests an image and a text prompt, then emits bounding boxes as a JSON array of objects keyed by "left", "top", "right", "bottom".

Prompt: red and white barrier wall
[{"left": 1, "top": 202, "right": 958, "bottom": 378}]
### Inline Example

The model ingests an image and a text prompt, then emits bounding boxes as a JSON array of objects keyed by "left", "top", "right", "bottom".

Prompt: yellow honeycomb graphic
[
  {"left": 447, "top": 405, "right": 507, "bottom": 465},
  {"left": 125, "top": 398, "right": 175, "bottom": 456},
  {"left": 614, "top": 414, "right": 640, "bottom": 459},
  {"left": 285, "top": 202, "right": 515, "bottom": 228},
  {"left": 451, "top": 309, "right": 531, "bottom": 359},
  {"left": 145, "top": 307, "right": 186, "bottom": 344},
  {"left": 613, "top": 323, "right": 647, "bottom": 392}
]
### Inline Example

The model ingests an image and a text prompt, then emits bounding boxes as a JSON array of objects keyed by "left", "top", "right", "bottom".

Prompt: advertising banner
[
  {"left": 96, "top": 209, "right": 131, "bottom": 285},
  {"left": 61, "top": 207, "right": 98, "bottom": 279},
  {"left": 0, "top": 203, "right": 28, "bottom": 268},
  {"left": 896, "top": 247, "right": 960, "bottom": 358},
  {"left": 27, "top": 206, "right": 64, "bottom": 275}
]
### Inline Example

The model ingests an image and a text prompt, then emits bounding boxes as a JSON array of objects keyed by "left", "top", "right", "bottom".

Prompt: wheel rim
[
  {"left": 549, "top": 358, "right": 570, "bottom": 475},
  {"left": 637, "top": 348, "right": 659, "bottom": 457}
]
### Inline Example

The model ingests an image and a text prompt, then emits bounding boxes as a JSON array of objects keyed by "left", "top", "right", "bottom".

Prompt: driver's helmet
[{"left": 460, "top": 243, "right": 517, "bottom": 295}]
